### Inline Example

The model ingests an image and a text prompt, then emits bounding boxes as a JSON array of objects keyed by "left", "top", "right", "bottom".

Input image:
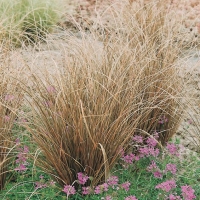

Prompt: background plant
[{"left": 0, "top": 0, "right": 61, "bottom": 46}]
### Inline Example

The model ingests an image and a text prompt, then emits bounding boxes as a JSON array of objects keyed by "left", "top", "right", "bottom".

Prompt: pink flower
[
  {"left": 15, "top": 164, "right": 27, "bottom": 172},
  {"left": 132, "top": 135, "right": 143, "bottom": 143},
  {"left": 63, "top": 185, "right": 76, "bottom": 195},
  {"left": 82, "top": 186, "right": 91, "bottom": 195},
  {"left": 124, "top": 196, "right": 138, "bottom": 200},
  {"left": 23, "top": 146, "right": 29, "bottom": 153},
  {"left": 35, "top": 182, "right": 47, "bottom": 189},
  {"left": 49, "top": 180, "right": 56, "bottom": 186},
  {"left": 39, "top": 175, "right": 44, "bottom": 179},
  {"left": 166, "top": 143, "right": 179, "bottom": 156},
  {"left": 47, "top": 86, "right": 56, "bottom": 94},
  {"left": 94, "top": 185, "right": 102, "bottom": 194},
  {"left": 146, "top": 137, "right": 157, "bottom": 148},
  {"left": 15, "top": 138, "right": 20, "bottom": 145},
  {"left": 105, "top": 196, "right": 112, "bottom": 200},
  {"left": 4, "top": 115, "right": 10, "bottom": 122},
  {"left": 147, "top": 160, "right": 157, "bottom": 172},
  {"left": 107, "top": 176, "right": 119, "bottom": 186},
  {"left": 168, "top": 194, "right": 182, "bottom": 200},
  {"left": 102, "top": 183, "right": 109, "bottom": 191},
  {"left": 77, "top": 172, "right": 89, "bottom": 185},
  {"left": 121, "top": 181, "right": 131, "bottom": 191},
  {"left": 153, "top": 171, "right": 163, "bottom": 179},
  {"left": 5, "top": 94, "right": 15, "bottom": 101},
  {"left": 139, "top": 147, "right": 150, "bottom": 156},
  {"left": 181, "top": 185, "right": 196, "bottom": 200},
  {"left": 158, "top": 116, "right": 168, "bottom": 124},
  {"left": 155, "top": 180, "right": 176, "bottom": 192},
  {"left": 123, "top": 154, "right": 135, "bottom": 164},
  {"left": 165, "top": 164, "right": 177, "bottom": 175}
]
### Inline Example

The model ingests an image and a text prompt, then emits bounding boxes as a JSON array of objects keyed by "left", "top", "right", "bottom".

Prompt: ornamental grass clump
[
  {"left": 25, "top": 39, "right": 142, "bottom": 188},
  {"left": 102, "top": 0, "right": 186, "bottom": 145},
  {"left": 0, "top": 54, "right": 23, "bottom": 190}
]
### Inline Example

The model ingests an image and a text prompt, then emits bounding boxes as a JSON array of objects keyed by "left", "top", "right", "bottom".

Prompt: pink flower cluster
[
  {"left": 77, "top": 172, "right": 89, "bottom": 185},
  {"left": 63, "top": 185, "right": 76, "bottom": 195},
  {"left": 158, "top": 115, "right": 168, "bottom": 124},
  {"left": 124, "top": 196, "right": 138, "bottom": 200},
  {"left": 155, "top": 179, "right": 176, "bottom": 192},
  {"left": 15, "top": 141, "right": 29, "bottom": 172},
  {"left": 166, "top": 143, "right": 179, "bottom": 157},
  {"left": 181, "top": 185, "right": 196, "bottom": 200}
]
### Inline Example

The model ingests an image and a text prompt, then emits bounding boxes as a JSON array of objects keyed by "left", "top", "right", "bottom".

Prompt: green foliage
[{"left": 0, "top": 0, "right": 61, "bottom": 46}]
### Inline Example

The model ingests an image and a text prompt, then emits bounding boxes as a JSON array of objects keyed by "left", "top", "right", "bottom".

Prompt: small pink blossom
[
  {"left": 146, "top": 137, "right": 158, "bottom": 148},
  {"left": 49, "top": 180, "right": 56, "bottom": 186},
  {"left": 168, "top": 194, "right": 182, "bottom": 200},
  {"left": 123, "top": 154, "right": 135, "bottom": 164},
  {"left": 165, "top": 164, "right": 177, "bottom": 175},
  {"left": 5, "top": 94, "right": 15, "bottom": 101},
  {"left": 155, "top": 180, "right": 176, "bottom": 192},
  {"left": 147, "top": 160, "right": 157, "bottom": 172},
  {"left": 102, "top": 183, "right": 109, "bottom": 191},
  {"left": 104, "top": 196, "right": 112, "bottom": 200},
  {"left": 94, "top": 185, "right": 102, "bottom": 194},
  {"left": 181, "top": 185, "right": 196, "bottom": 200},
  {"left": 124, "top": 196, "right": 138, "bottom": 200},
  {"left": 77, "top": 172, "right": 89, "bottom": 185},
  {"left": 107, "top": 176, "right": 119, "bottom": 186},
  {"left": 47, "top": 85, "right": 56, "bottom": 94},
  {"left": 82, "top": 186, "right": 91, "bottom": 195},
  {"left": 35, "top": 182, "right": 47, "bottom": 189},
  {"left": 166, "top": 143, "right": 179, "bottom": 156},
  {"left": 15, "top": 164, "right": 27, "bottom": 172},
  {"left": 121, "top": 181, "right": 131, "bottom": 191},
  {"left": 4, "top": 115, "right": 10, "bottom": 122},
  {"left": 153, "top": 171, "right": 163, "bottom": 179},
  {"left": 158, "top": 116, "right": 168, "bottom": 124},
  {"left": 39, "top": 175, "right": 44, "bottom": 179},
  {"left": 132, "top": 135, "right": 143, "bottom": 143},
  {"left": 15, "top": 138, "right": 20, "bottom": 145},
  {"left": 63, "top": 185, "right": 76, "bottom": 195}
]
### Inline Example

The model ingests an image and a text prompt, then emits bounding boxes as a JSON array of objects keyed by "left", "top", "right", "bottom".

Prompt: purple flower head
[
  {"left": 158, "top": 115, "right": 168, "bottom": 124},
  {"left": 47, "top": 85, "right": 56, "bottom": 94},
  {"left": 153, "top": 171, "right": 163, "bottom": 179},
  {"left": 5, "top": 94, "right": 15, "bottom": 101},
  {"left": 4, "top": 115, "right": 10, "bottom": 122},
  {"left": 77, "top": 172, "right": 89, "bottom": 185},
  {"left": 63, "top": 185, "right": 76, "bottom": 195},
  {"left": 132, "top": 135, "right": 143, "bottom": 143},
  {"left": 147, "top": 160, "right": 157, "bottom": 172},
  {"left": 146, "top": 137, "right": 158, "bottom": 148},
  {"left": 165, "top": 164, "right": 177, "bottom": 175},
  {"left": 39, "top": 175, "right": 44, "bottom": 179},
  {"left": 102, "top": 183, "right": 109, "bottom": 191},
  {"left": 15, "top": 164, "right": 27, "bottom": 172},
  {"left": 181, "top": 185, "right": 196, "bottom": 200},
  {"left": 107, "top": 176, "right": 119, "bottom": 186},
  {"left": 166, "top": 143, "right": 179, "bottom": 156},
  {"left": 35, "top": 182, "right": 47, "bottom": 189},
  {"left": 94, "top": 185, "right": 102, "bottom": 194},
  {"left": 122, "top": 153, "right": 135, "bottom": 164},
  {"left": 82, "top": 186, "right": 91, "bottom": 195},
  {"left": 168, "top": 194, "right": 182, "bottom": 200},
  {"left": 155, "top": 180, "right": 176, "bottom": 192},
  {"left": 121, "top": 181, "right": 131, "bottom": 191}
]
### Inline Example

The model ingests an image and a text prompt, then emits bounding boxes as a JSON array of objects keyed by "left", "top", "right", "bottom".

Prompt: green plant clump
[{"left": 0, "top": 0, "right": 60, "bottom": 46}]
